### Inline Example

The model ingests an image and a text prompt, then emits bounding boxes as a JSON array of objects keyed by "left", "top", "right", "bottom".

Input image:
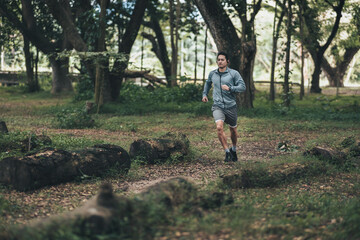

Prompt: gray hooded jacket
[{"left": 202, "top": 67, "right": 246, "bottom": 109}]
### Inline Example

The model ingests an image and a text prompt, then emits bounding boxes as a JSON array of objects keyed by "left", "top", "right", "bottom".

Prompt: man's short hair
[{"left": 217, "top": 51, "right": 229, "bottom": 61}]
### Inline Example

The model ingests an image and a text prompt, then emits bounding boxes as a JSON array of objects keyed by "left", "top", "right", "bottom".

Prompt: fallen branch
[{"left": 124, "top": 69, "right": 166, "bottom": 86}]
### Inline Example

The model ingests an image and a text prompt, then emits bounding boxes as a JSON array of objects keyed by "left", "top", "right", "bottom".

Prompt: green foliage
[
  {"left": 55, "top": 107, "right": 95, "bottom": 129},
  {"left": 73, "top": 75, "right": 94, "bottom": 101},
  {"left": 56, "top": 50, "right": 128, "bottom": 71},
  {"left": 277, "top": 141, "right": 299, "bottom": 152},
  {"left": 98, "top": 82, "right": 204, "bottom": 115},
  {"left": 119, "top": 82, "right": 202, "bottom": 103},
  {"left": 93, "top": 84, "right": 360, "bottom": 123},
  {"left": 0, "top": 131, "right": 52, "bottom": 160},
  {"left": 51, "top": 134, "right": 104, "bottom": 150}
]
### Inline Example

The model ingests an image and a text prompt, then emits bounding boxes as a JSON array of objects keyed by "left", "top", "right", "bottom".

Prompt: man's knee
[{"left": 216, "top": 121, "right": 224, "bottom": 132}]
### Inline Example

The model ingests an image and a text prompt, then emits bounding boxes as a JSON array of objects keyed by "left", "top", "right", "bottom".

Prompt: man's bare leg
[
  {"left": 229, "top": 126, "right": 238, "bottom": 161},
  {"left": 216, "top": 120, "right": 229, "bottom": 150},
  {"left": 229, "top": 126, "right": 238, "bottom": 148}
]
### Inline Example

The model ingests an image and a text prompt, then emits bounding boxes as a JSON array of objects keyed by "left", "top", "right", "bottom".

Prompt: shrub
[
  {"left": 73, "top": 75, "right": 94, "bottom": 101},
  {"left": 55, "top": 107, "right": 94, "bottom": 129}
]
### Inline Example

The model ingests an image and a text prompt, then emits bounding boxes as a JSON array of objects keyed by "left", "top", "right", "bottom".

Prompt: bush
[
  {"left": 119, "top": 82, "right": 202, "bottom": 104},
  {"left": 0, "top": 132, "right": 52, "bottom": 160},
  {"left": 55, "top": 107, "right": 94, "bottom": 129},
  {"left": 74, "top": 75, "right": 94, "bottom": 101}
]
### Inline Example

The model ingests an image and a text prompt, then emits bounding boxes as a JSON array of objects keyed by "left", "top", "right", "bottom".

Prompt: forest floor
[
  {"left": 1, "top": 86, "right": 360, "bottom": 239},
  {"left": 1, "top": 124, "right": 301, "bottom": 225}
]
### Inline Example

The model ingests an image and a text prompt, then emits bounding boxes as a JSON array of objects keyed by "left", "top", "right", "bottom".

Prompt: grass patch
[
  {"left": 0, "top": 84, "right": 359, "bottom": 239},
  {"left": 51, "top": 134, "right": 105, "bottom": 150}
]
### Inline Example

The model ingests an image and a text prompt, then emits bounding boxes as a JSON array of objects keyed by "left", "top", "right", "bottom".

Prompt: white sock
[
  {"left": 231, "top": 146, "right": 236, "bottom": 152},
  {"left": 225, "top": 148, "right": 230, "bottom": 153}
]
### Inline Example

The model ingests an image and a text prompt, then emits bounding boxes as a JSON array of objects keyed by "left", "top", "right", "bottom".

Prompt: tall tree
[
  {"left": 321, "top": 4, "right": 360, "bottom": 88},
  {"left": 23, "top": 35, "right": 39, "bottom": 92},
  {"left": 194, "top": 0, "right": 262, "bottom": 108},
  {"left": 298, "top": 0, "right": 305, "bottom": 100},
  {"left": 94, "top": 0, "right": 110, "bottom": 109},
  {"left": 142, "top": 2, "right": 172, "bottom": 85},
  {"left": 169, "top": 0, "right": 181, "bottom": 86},
  {"left": 269, "top": 0, "right": 286, "bottom": 101},
  {"left": 283, "top": 0, "right": 292, "bottom": 107},
  {"left": 142, "top": 0, "right": 200, "bottom": 87},
  {"left": 0, "top": 0, "right": 73, "bottom": 93},
  {"left": 46, "top": 0, "right": 149, "bottom": 101},
  {"left": 298, "top": 0, "right": 345, "bottom": 93}
]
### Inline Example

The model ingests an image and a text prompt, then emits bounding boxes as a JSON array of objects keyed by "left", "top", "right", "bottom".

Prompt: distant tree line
[{"left": 0, "top": 0, "right": 359, "bottom": 109}]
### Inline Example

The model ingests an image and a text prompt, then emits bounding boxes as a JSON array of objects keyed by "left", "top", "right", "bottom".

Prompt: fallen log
[
  {"left": 0, "top": 144, "right": 130, "bottom": 191},
  {"left": 304, "top": 146, "right": 347, "bottom": 165},
  {"left": 129, "top": 132, "right": 190, "bottom": 164},
  {"left": 0, "top": 121, "right": 8, "bottom": 133},
  {"left": 1, "top": 177, "right": 233, "bottom": 239},
  {"left": 124, "top": 69, "right": 167, "bottom": 86}
]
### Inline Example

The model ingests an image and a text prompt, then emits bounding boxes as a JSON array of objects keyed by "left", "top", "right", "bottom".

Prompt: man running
[{"left": 202, "top": 52, "right": 246, "bottom": 162}]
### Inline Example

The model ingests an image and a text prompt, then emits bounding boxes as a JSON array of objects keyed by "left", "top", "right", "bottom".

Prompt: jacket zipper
[{"left": 219, "top": 74, "right": 226, "bottom": 108}]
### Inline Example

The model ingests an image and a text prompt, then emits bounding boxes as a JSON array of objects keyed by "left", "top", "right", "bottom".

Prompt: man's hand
[
  {"left": 221, "top": 85, "right": 230, "bottom": 91},
  {"left": 202, "top": 96, "right": 208, "bottom": 102}
]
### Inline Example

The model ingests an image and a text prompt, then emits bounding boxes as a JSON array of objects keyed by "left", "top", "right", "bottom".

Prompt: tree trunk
[
  {"left": 310, "top": 55, "right": 322, "bottom": 93},
  {"left": 323, "top": 68, "right": 344, "bottom": 87},
  {"left": 283, "top": 0, "right": 292, "bottom": 106},
  {"left": 194, "top": 0, "right": 254, "bottom": 109},
  {"left": 110, "top": 0, "right": 149, "bottom": 100},
  {"left": 23, "top": 35, "right": 39, "bottom": 92},
  {"left": 142, "top": 6, "right": 172, "bottom": 85},
  {"left": 321, "top": 47, "right": 359, "bottom": 87},
  {"left": 300, "top": 0, "right": 345, "bottom": 94},
  {"left": 194, "top": 34, "right": 198, "bottom": 83},
  {"left": 94, "top": 0, "right": 109, "bottom": 111},
  {"left": 299, "top": 2, "right": 305, "bottom": 100},
  {"left": 238, "top": 41, "right": 256, "bottom": 108},
  {"left": 1, "top": 46, "right": 4, "bottom": 70},
  {"left": 270, "top": 0, "right": 285, "bottom": 101},
  {"left": 49, "top": 56, "right": 73, "bottom": 94},
  {"left": 0, "top": 144, "right": 130, "bottom": 191},
  {"left": 202, "top": 27, "right": 208, "bottom": 85},
  {"left": 35, "top": 47, "right": 39, "bottom": 90},
  {"left": 169, "top": 0, "right": 180, "bottom": 87}
]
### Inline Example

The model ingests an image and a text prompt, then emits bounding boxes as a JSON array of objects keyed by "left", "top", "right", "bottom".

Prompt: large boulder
[
  {"left": 0, "top": 144, "right": 130, "bottom": 191},
  {"left": 129, "top": 132, "right": 190, "bottom": 164}
]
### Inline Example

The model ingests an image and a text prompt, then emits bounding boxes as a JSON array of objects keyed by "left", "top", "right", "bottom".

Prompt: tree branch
[
  {"left": 45, "top": 0, "right": 88, "bottom": 51},
  {"left": 324, "top": 0, "right": 335, "bottom": 10},
  {"left": 119, "top": 0, "right": 149, "bottom": 54},
  {"left": 0, "top": 2, "right": 54, "bottom": 54},
  {"left": 250, "top": 0, "right": 263, "bottom": 23},
  {"left": 124, "top": 70, "right": 166, "bottom": 85},
  {"left": 320, "top": 0, "right": 345, "bottom": 53}
]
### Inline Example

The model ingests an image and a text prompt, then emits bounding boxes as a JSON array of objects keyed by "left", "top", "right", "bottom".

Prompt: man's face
[{"left": 217, "top": 55, "right": 228, "bottom": 69}]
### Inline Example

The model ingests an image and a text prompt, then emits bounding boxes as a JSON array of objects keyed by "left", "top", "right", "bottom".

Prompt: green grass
[{"left": 0, "top": 84, "right": 359, "bottom": 239}]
